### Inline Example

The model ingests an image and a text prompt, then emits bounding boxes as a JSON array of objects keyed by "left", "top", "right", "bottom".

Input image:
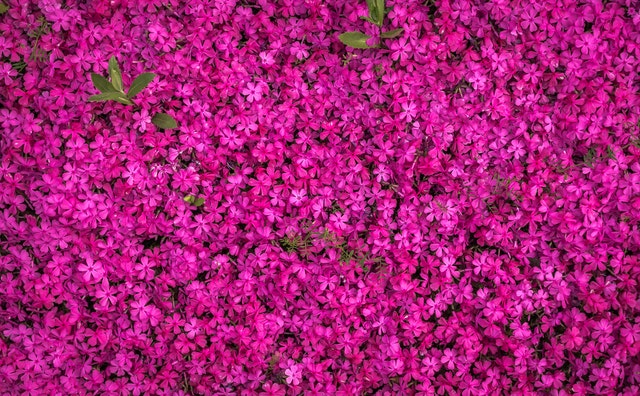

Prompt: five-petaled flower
[
  {"left": 242, "top": 82, "right": 263, "bottom": 103},
  {"left": 78, "top": 257, "right": 104, "bottom": 283}
]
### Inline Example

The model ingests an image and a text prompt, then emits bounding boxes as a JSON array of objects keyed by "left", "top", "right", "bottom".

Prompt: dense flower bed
[{"left": 1, "top": 0, "right": 640, "bottom": 394}]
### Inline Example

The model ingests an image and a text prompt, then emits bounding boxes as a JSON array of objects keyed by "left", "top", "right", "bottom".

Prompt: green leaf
[
  {"left": 380, "top": 28, "right": 404, "bottom": 39},
  {"left": 11, "top": 61, "right": 26, "bottom": 72},
  {"left": 365, "top": 0, "right": 377, "bottom": 21},
  {"left": 127, "top": 73, "right": 156, "bottom": 98},
  {"left": 0, "top": 3, "right": 9, "bottom": 14},
  {"left": 183, "top": 195, "right": 204, "bottom": 206},
  {"left": 373, "top": 0, "right": 385, "bottom": 26},
  {"left": 91, "top": 73, "right": 117, "bottom": 93},
  {"left": 112, "top": 96, "right": 135, "bottom": 105},
  {"left": 338, "top": 32, "right": 372, "bottom": 49},
  {"left": 151, "top": 113, "right": 178, "bottom": 129},
  {"left": 88, "top": 92, "right": 132, "bottom": 105},
  {"left": 108, "top": 56, "right": 123, "bottom": 92}
]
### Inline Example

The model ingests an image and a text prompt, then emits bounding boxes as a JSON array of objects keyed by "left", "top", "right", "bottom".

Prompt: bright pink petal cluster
[{"left": 0, "top": 0, "right": 639, "bottom": 394}]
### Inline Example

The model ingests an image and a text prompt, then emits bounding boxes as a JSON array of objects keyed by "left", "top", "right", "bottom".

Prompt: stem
[{"left": 30, "top": 35, "right": 40, "bottom": 61}]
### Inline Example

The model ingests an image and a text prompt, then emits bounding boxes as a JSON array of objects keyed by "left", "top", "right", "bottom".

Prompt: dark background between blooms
[{"left": 1, "top": 0, "right": 640, "bottom": 394}]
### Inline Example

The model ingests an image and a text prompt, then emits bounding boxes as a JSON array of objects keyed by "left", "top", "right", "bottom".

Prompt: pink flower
[
  {"left": 284, "top": 362, "right": 302, "bottom": 386},
  {"left": 133, "top": 109, "right": 152, "bottom": 132},
  {"left": 289, "top": 189, "right": 307, "bottom": 206},
  {"left": 242, "top": 82, "right": 263, "bottom": 102},
  {"left": 0, "top": 63, "right": 17, "bottom": 85},
  {"left": 77, "top": 258, "right": 104, "bottom": 283},
  {"left": 95, "top": 278, "right": 117, "bottom": 307},
  {"left": 1, "top": 0, "right": 639, "bottom": 393}
]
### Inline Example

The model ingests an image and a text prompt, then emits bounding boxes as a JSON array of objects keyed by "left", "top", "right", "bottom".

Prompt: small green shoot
[
  {"left": 11, "top": 61, "right": 27, "bottom": 73},
  {"left": 0, "top": 3, "right": 8, "bottom": 13},
  {"left": 583, "top": 147, "right": 597, "bottom": 168},
  {"left": 89, "top": 56, "right": 178, "bottom": 129},
  {"left": 27, "top": 16, "right": 50, "bottom": 62},
  {"left": 89, "top": 56, "right": 155, "bottom": 105},
  {"left": 184, "top": 195, "right": 204, "bottom": 207},
  {"left": 339, "top": 0, "right": 404, "bottom": 49}
]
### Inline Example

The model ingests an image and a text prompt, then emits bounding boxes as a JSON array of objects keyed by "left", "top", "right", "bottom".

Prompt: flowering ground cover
[{"left": 1, "top": 0, "right": 640, "bottom": 394}]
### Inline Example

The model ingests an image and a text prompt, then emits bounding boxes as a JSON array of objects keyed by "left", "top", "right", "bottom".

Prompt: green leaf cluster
[
  {"left": 339, "top": 0, "right": 404, "bottom": 49},
  {"left": 89, "top": 56, "right": 178, "bottom": 130},
  {"left": 89, "top": 56, "right": 154, "bottom": 105}
]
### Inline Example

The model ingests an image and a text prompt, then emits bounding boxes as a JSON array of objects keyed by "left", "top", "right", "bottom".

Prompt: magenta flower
[
  {"left": 0, "top": 63, "right": 17, "bottom": 85},
  {"left": 77, "top": 257, "right": 104, "bottom": 283},
  {"left": 242, "top": 82, "right": 263, "bottom": 103},
  {"left": 289, "top": 188, "right": 307, "bottom": 206},
  {"left": 284, "top": 361, "right": 302, "bottom": 386},
  {"left": 0, "top": 0, "right": 639, "bottom": 394}
]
